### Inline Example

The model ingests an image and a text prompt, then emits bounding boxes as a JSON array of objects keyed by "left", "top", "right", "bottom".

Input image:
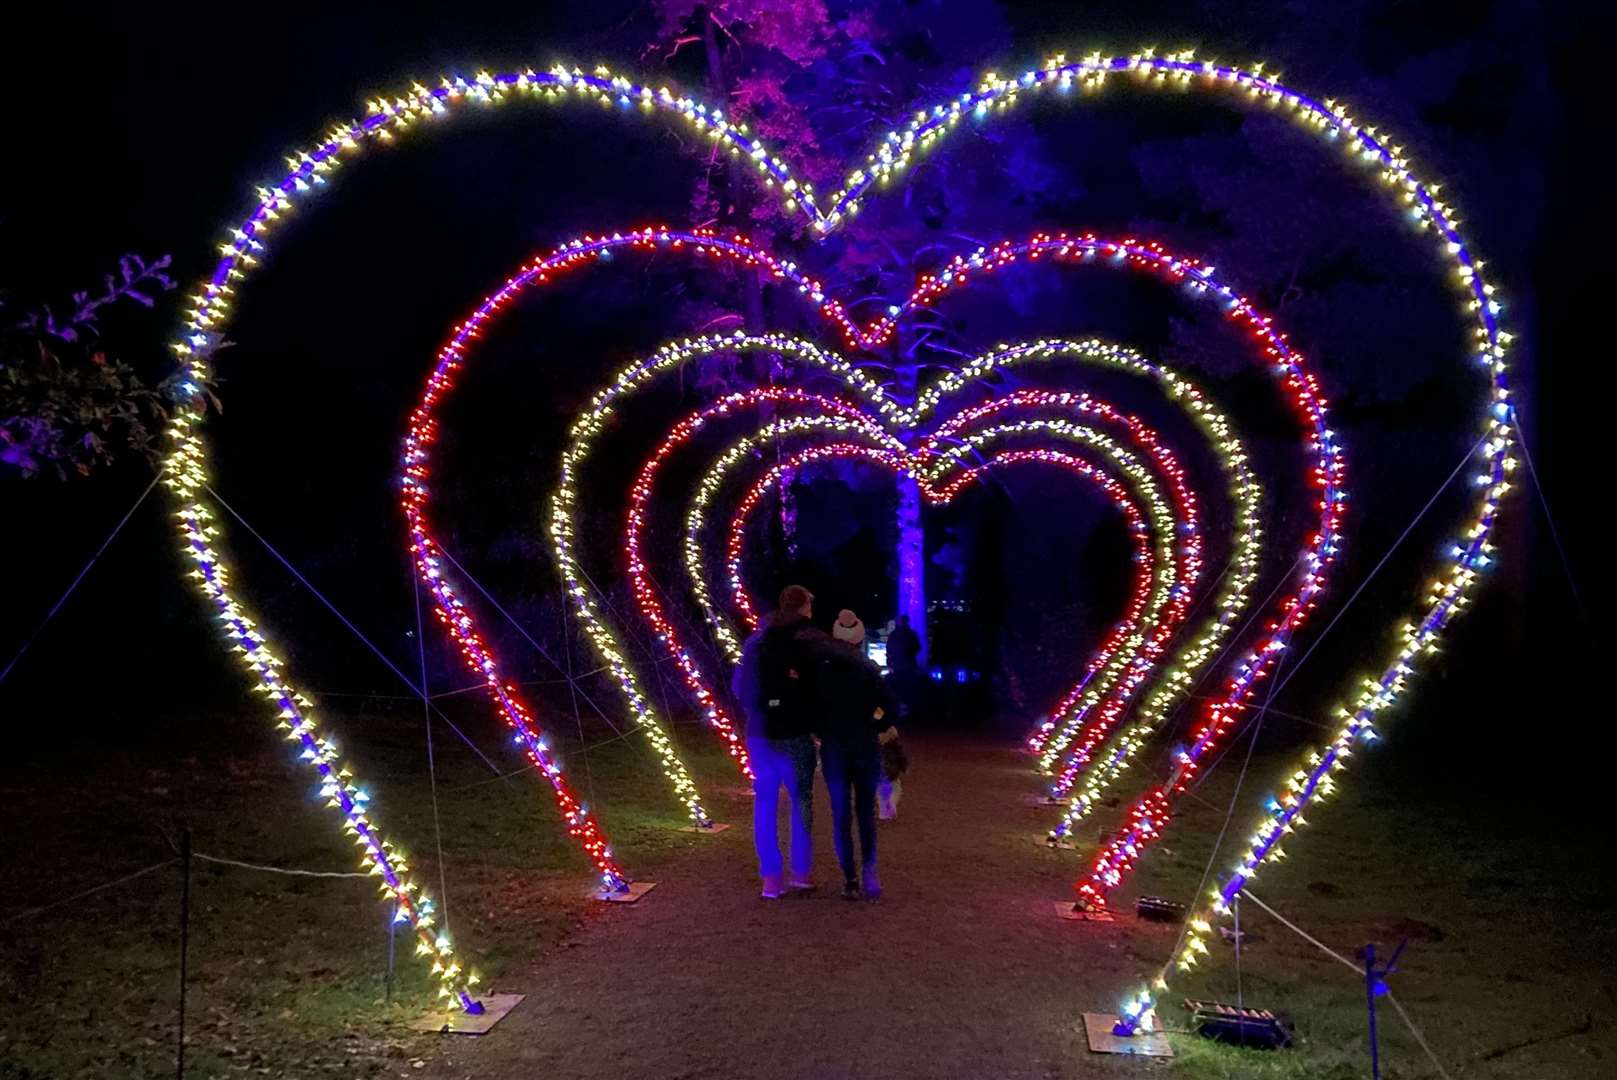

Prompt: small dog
[{"left": 877, "top": 727, "right": 908, "bottom": 820}]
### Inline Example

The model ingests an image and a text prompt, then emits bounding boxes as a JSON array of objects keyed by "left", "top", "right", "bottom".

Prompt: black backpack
[{"left": 756, "top": 624, "right": 816, "bottom": 740}]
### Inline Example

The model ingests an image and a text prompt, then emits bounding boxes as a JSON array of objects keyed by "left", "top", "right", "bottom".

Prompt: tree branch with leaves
[{"left": 1, "top": 253, "right": 180, "bottom": 478}]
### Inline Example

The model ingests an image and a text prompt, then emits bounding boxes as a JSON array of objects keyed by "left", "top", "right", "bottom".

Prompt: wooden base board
[
  {"left": 589, "top": 880, "right": 658, "bottom": 903},
  {"left": 408, "top": 993, "right": 525, "bottom": 1035},
  {"left": 1082, "top": 1013, "right": 1174, "bottom": 1057},
  {"left": 677, "top": 821, "right": 732, "bottom": 835},
  {"left": 1054, "top": 900, "right": 1115, "bottom": 922}
]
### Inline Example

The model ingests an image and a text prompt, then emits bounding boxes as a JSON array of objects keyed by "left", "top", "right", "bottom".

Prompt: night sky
[{"left": 0, "top": 2, "right": 1597, "bottom": 801}]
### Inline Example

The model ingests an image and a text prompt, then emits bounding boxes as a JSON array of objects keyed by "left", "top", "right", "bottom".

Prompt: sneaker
[
  {"left": 841, "top": 879, "right": 861, "bottom": 901},
  {"left": 786, "top": 875, "right": 816, "bottom": 894},
  {"left": 761, "top": 874, "right": 785, "bottom": 900},
  {"left": 861, "top": 865, "right": 882, "bottom": 901}
]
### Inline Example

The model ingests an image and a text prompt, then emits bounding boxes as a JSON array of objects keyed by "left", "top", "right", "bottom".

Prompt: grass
[
  {"left": 0, "top": 686, "right": 739, "bottom": 1079},
  {"left": 1088, "top": 728, "right": 1617, "bottom": 1079},
  {"left": 3, "top": 689, "right": 1611, "bottom": 1079}
]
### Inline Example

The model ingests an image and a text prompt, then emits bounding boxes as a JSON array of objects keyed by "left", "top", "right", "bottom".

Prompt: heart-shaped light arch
[
  {"left": 166, "top": 51, "right": 1510, "bottom": 1019},
  {"left": 693, "top": 404, "right": 1190, "bottom": 729},
  {"left": 622, "top": 386, "right": 1187, "bottom": 792},
  {"left": 628, "top": 362, "right": 1217, "bottom": 771},
  {"left": 678, "top": 341, "right": 1263, "bottom": 785},
  {"left": 685, "top": 413, "right": 1171, "bottom": 737},
  {"left": 717, "top": 441, "right": 1167, "bottom": 665}
]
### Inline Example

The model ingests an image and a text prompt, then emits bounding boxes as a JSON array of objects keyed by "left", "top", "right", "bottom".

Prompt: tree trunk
[
  {"left": 894, "top": 326, "right": 927, "bottom": 658},
  {"left": 701, "top": 7, "right": 785, "bottom": 560}
]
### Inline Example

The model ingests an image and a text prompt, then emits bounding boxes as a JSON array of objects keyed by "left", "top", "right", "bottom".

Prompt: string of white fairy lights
[{"left": 166, "top": 47, "right": 1508, "bottom": 1016}]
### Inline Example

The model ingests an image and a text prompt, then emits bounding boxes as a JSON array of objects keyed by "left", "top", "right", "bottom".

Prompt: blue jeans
[
  {"left": 821, "top": 739, "right": 880, "bottom": 881},
  {"left": 749, "top": 736, "right": 815, "bottom": 881}
]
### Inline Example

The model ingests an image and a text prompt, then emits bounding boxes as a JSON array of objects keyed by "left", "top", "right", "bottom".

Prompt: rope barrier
[
  {"left": 190, "top": 852, "right": 370, "bottom": 879},
  {"left": 0, "top": 858, "right": 178, "bottom": 926},
  {"left": 2, "top": 847, "right": 371, "bottom": 929}
]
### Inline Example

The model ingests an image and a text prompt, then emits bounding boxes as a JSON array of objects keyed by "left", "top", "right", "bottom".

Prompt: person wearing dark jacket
[
  {"left": 886, "top": 613, "right": 923, "bottom": 724},
  {"left": 811, "top": 612, "right": 899, "bottom": 900},
  {"left": 731, "top": 584, "right": 827, "bottom": 898}
]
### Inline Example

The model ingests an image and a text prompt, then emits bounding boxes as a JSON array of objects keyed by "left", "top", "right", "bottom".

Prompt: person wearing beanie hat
[
  {"left": 813, "top": 608, "right": 897, "bottom": 900},
  {"left": 832, "top": 609, "right": 865, "bottom": 648}
]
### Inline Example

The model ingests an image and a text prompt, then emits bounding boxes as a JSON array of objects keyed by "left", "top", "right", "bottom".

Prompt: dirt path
[{"left": 423, "top": 733, "right": 1166, "bottom": 1080}]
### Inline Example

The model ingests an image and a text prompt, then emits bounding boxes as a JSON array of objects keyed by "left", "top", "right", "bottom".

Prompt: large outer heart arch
[{"left": 161, "top": 50, "right": 1513, "bottom": 1015}]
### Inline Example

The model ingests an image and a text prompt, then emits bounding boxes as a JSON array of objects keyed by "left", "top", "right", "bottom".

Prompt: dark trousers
[{"left": 821, "top": 739, "right": 881, "bottom": 881}]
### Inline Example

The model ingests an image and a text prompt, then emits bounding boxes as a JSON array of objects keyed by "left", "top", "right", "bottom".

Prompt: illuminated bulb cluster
[{"left": 166, "top": 49, "right": 1507, "bottom": 1016}]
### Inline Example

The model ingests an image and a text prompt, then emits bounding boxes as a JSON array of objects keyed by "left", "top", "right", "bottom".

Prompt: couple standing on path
[{"left": 732, "top": 584, "right": 905, "bottom": 902}]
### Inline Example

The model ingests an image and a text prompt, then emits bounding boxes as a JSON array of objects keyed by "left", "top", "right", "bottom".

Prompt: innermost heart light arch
[
  {"left": 717, "top": 441, "right": 1167, "bottom": 671},
  {"left": 674, "top": 396, "right": 1192, "bottom": 756},
  {"left": 164, "top": 48, "right": 1513, "bottom": 1021}
]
